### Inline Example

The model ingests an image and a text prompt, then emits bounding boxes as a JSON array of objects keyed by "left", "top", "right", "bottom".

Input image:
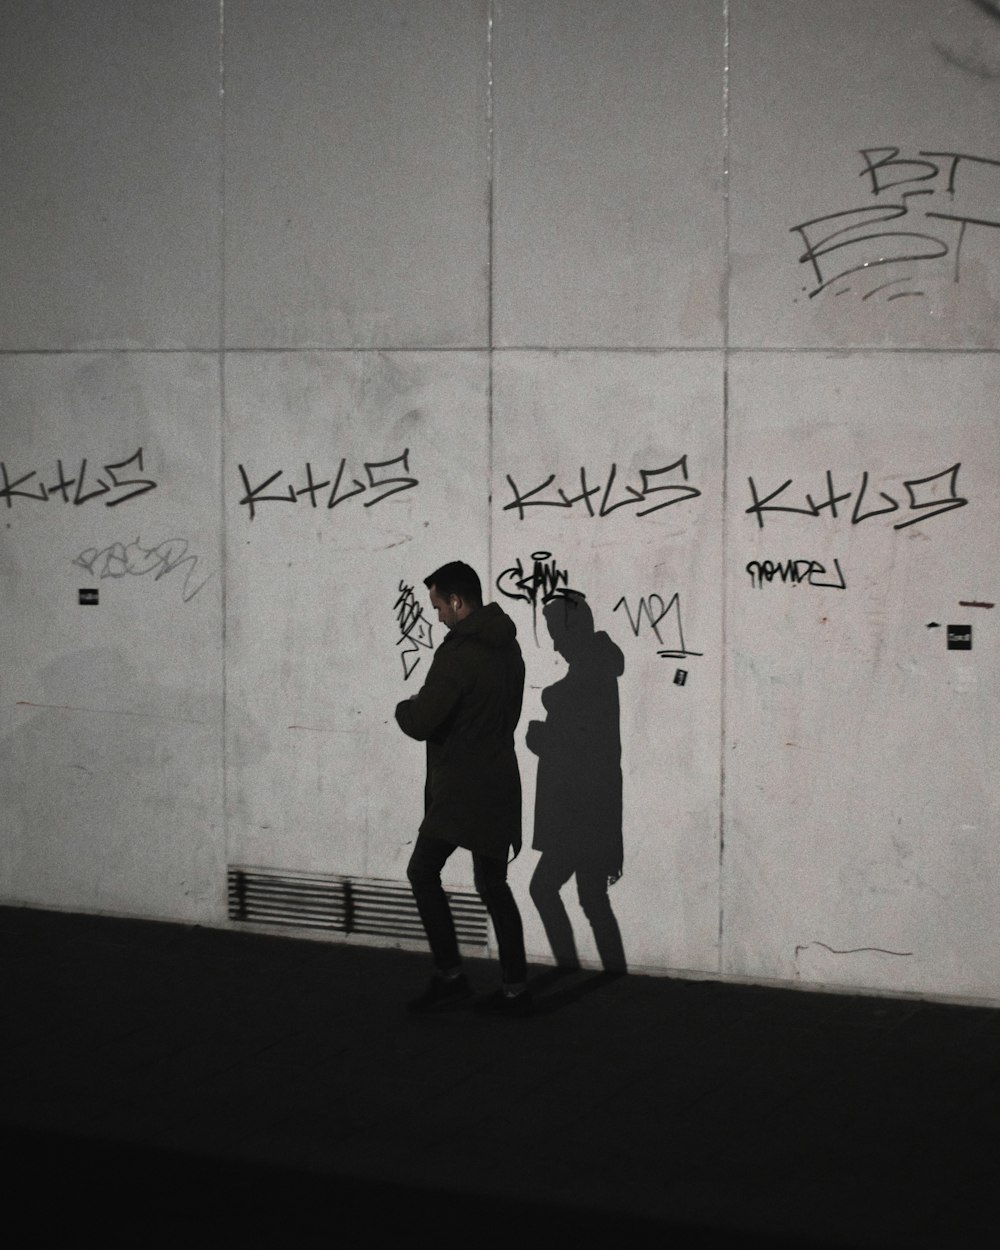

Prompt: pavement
[{"left": 2, "top": 903, "right": 998, "bottom": 1248}]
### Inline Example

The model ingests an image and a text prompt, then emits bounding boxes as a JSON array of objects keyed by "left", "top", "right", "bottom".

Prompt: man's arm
[{"left": 394, "top": 654, "right": 463, "bottom": 741}]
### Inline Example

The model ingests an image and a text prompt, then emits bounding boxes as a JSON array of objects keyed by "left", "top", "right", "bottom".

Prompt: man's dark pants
[{"left": 407, "top": 833, "right": 527, "bottom": 984}]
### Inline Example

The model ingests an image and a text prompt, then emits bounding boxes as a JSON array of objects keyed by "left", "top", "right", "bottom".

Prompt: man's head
[
  {"left": 543, "top": 592, "right": 593, "bottom": 658},
  {"left": 425, "top": 561, "right": 483, "bottom": 630}
]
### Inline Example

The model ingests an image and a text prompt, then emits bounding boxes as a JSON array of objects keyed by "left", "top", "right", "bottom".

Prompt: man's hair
[
  {"left": 424, "top": 561, "right": 483, "bottom": 607},
  {"left": 543, "top": 591, "right": 593, "bottom": 636}
]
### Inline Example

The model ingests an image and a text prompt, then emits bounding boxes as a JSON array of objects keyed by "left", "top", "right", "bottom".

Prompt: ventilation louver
[{"left": 227, "top": 865, "right": 489, "bottom": 947}]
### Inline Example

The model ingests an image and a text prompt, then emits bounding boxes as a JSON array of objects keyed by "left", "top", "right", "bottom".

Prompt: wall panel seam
[
  {"left": 719, "top": 0, "right": 732, "bottom": 977},
  {"left": 219, "top": 0, "right": 230, "bottom": 897}
]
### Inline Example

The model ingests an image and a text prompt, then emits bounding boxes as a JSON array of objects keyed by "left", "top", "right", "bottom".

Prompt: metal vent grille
[{"left": 227, "top": 865, "right": 489, "bottom": 947}]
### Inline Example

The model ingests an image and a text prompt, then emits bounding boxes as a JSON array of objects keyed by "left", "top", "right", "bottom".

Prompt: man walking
[{"left": 395, "top": 560, "right": 531, "bottom": 1015}]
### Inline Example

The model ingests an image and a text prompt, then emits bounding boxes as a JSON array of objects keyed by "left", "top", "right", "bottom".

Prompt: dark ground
[{"left": 2, "top": 904, "right": 997, "bottom": 1248}]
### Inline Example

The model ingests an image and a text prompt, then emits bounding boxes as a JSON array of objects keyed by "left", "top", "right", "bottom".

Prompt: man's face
[{"left": 429, "top": 585, "right": 461, "bottom": 630}]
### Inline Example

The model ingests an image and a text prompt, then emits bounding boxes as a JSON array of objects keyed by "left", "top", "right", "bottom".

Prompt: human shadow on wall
[{"left": 527, "top": 593, "right": 627, "bottom": 978}]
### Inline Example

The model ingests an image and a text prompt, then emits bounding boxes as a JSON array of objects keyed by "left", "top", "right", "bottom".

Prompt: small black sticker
[
  {"left": 673, "top": 668, "right": 688, "bottom": 686},
  {"left": 79, "top": 588, "right": 99, "bottom": 605},
  {"left": 947, "top": 624, "right": 971, "bottom": 650}
]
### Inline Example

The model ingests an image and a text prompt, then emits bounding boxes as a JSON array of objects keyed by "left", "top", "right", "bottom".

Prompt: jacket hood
[
  {"left": 593, "top": 630, "right": 625, "bottom": 677},
  {"left": 454, "top": 601, "right": 518, "bottom": 648}
]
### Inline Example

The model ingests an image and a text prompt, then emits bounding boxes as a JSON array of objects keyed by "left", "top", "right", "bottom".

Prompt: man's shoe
[
  {"left": 474, "top": 987, "right": 534, "bottom": 1018},
  {"left": 407, "top": 973, "right": 473, "bottom": 1014}
]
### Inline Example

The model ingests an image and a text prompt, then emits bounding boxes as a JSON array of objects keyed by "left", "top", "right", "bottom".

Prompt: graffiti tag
[
  {"left": 72, "top": 537, "right": 213, "bottom": 603},
  {"left": 746, "top": 465, "right": 968, "bottom": 531},
  {"left": 237, "top": 451, "right": 417, "bottom": 521},
  {"left": 503, "top": 456, "right": 700, "bottom": 522},
  {"left": 394, "top": 580, "right": 434, "bottom": 680},
  {"left": 791, "top": 146, "right": 1000, "bottom": 301},
  {"left": 1, "top": 448, "right": 156, "bottom": 510}
]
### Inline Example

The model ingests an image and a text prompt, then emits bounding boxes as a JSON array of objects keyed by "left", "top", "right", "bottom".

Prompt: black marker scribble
[
  {"left": 237, "top": 451, "right": 418, "bottom": 521},
  {"left": 862, "top": 277, "right": 916, "bottom": 300},
  {"left": 1, "top": 448, "right": 156, "bottom": 510},
  {"left": 794, "top": 941, "right": 913, "bottom": 958},
  {"left": 72, "top": 538, "right": 213, "bottom": 603},
  {"left": 497, "top": 551, "right": 581, "bottom": 644},
  {"left": 791, "top": 147, "right": 1000, "bottom": 302},
  {"left": 613, "top": 592, "right": 703, "bottom": 660},
  {"left": 393, "top": 580, "right": 434, "bottom": 680},
  {"left": 746, "top": 559, "right": 847, "bottom": 590},
  {"left": 503, "top": 456, "right": 700, "bottom": 522},
  {"left": 746, "top": 465, "right": 968, "bottom": 531}
]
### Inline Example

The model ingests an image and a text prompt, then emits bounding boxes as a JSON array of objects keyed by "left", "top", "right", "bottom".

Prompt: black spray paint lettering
[
  {"left": 496, "top": 551, "right": 582, "bottom": 606},
  {"left": 613, "top": 593, "right": 703, "bottom": 660},
  {"left": 791, "top": 147, "right": 1000, "bottom": 301},
  {"left": 746, "top": 465, "right": 968, "bottom": 531},
  {"left": 746, "top": 559, "right": 847, "bottom": 590},
  {"left": 72, "top": 538, "right": 213, "bottom": 603},
  {"left": 394, "top": 580, "right": 434, "bottom": 680},
  {"left": 237, "top": 451, "right": 418, "bottom": 521},
  {"left": 1, "top": 448, "right": 156, "bottom": 510},
  {"left": 503, "top": 456, "right": 700, "bottom": 522},
  {"left": 496, "top": 551, "right": 581, "bottom": 644}
]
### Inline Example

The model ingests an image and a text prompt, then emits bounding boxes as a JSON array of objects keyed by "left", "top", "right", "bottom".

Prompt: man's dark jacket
[{"left": 395, "top": 602, "right": 525, "bottom": 860}]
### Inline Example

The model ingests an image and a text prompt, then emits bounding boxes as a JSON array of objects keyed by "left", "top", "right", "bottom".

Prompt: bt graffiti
[
  {"left": 72, "top": 537, "right": 213, "bottom": 603},
  {"left": 237, "top": 451, "right": 418, "bottom": 521},
  {"left": 1, "top": 448, "right": 156, "bottom": 510},
  {"left": 746, "top": 558, "right": 846, "bottom": 590},
  {"left": 502, "top": 456, "right": 701, "bottom": 521},
  {"left": 394, "top": 579, "right": 434, "bottom": 680},
  {"left": 791, "top": 146, "right": 1000, "bottom": 302},
  {"left": 613, "top": 592, "right": 703, "bottom": 661},
  {"left": 746, "top": 465, "right": 968, "bottom": 531}
]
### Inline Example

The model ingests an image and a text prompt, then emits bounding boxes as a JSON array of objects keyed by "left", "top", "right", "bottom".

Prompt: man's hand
[{"left": 525, "top": 720, "right": 545, "bottom": 754}]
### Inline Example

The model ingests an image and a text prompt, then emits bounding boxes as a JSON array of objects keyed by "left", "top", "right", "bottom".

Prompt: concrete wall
[{"left": 2, "top": 0, "right": 998, "bottom": 1003}]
